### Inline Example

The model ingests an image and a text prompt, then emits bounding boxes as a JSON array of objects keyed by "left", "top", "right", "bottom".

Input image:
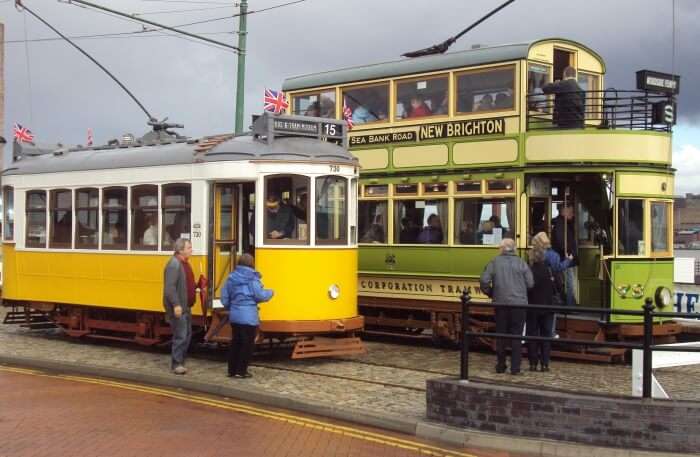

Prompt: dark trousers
[
  {"left": 495, "top": 308, "right": 526, "bottom": 373},
  {"left": 169, "top": 313, "right": 192, "bottom": 368},
  {"left": 526, "top": 311, "right": 554, "bottom": 367},
  {"left": 228, "top": 323, "right": 257, "bottom": 376}
]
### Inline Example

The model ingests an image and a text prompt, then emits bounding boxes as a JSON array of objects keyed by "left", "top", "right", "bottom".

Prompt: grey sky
[{"left": 1, "top": 0, "right": 697, "bottom": 145}]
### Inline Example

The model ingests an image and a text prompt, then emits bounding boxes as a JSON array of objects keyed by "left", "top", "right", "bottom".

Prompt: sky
[{"left": 1, "top": 0, "right": 698, "bottom": 193}]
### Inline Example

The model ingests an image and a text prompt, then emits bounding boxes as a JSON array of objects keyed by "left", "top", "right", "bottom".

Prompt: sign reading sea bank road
[{"left": 349, "top": 118, "right": 505, "bottom": 146}]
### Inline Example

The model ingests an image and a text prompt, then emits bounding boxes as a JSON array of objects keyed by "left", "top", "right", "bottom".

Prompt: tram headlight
[
  {"left": 328, "top": 284, "right": 341, "bottom": 300},
  {"left": 655, "top": 286, "right": 673, "bottom": 309}
]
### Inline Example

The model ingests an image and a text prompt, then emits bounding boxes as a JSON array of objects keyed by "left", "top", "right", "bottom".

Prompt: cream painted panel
[
  {"left": 578, "top": 51, "right": 603, "bottom": 73},
  {"left": 453, "top": 139, "right": 518, "bottom": 165},
  {"left": 528, "top": 43, "right": 553, "bottom": 63},
  {"left": 393, "top": 144, "right": 448, "bottom": 168},
  {"left": 352, "top": 148, "right": 389, "bottom": 170},
  {"left": 526, "top": 134, "right": 671, "bottom": 164},
  {"left": 618, "top": 173, "right": 674, "bottom": 197}
]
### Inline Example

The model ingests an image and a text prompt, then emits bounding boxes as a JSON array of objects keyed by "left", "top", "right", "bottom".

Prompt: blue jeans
[{"left": 170, "top": 312, "right": 192, "bottom": 368}]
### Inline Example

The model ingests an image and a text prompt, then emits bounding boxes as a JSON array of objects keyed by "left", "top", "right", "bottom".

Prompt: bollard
[
  {"left": 460, "top": 289, "right": 471, "bottom": 381},
  {"left": 642, "top": 297, "right": 655, "bottom": 398}
]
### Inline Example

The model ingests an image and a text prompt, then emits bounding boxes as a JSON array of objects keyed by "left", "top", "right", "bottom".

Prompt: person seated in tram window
[
  {"left": 476, "top": 93, "right": 495, "bottom": 111},
  {"left": 142, "top": 213, "right": 158, "bottom": 246},
  {"left": 434, "top": 95, "right": 449, "bottom": 115},
  {"left": 304, "top": 102, "right": 320, "bottom": 117},
  {"left": 417, "top": 214, "right": 443, "bottom": 244},
  {"left": 407, "top": 95, "right": 432, "bottom": 118},
  {"left": 459, "top": 220, "right": 477, "bottom": 245},
  {"left": 541, "top": 66, "right": 585, "bottom": 128},
  {"left": 265, "top": 193, "right": 296, "bottom": 240},
  {"left": 319, "top": 97, "right": 335, "bottom": 118},
  {"left": 399, "top": 216, "right": 420, "bottom": 243},
  {"left": 360, "top": 214, "right": 385, "bottom": 243},
  {"left": 351, "top": 104, "right": 378, "bottom": 124},
  {"left": 494, "top": 92, "right": 512, "bottom": 109}
]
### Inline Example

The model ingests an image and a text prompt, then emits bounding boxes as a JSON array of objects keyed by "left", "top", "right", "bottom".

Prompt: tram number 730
[{"left": 329, "top": 165, "right": 340, "bottom": 173}]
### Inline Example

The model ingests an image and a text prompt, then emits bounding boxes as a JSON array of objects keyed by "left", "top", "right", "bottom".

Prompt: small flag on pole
[
  {"left": 343, "top": 99, "right": 354, "bottom": 131},
  {"left": 87, "top": 128, "right": 93, "bottom": 147},
  {"left": 13, "top": 123, "right": 35, "bottom": 143},
  {"left": 264, "top": 88, "right": 289, "bottom": 114}
]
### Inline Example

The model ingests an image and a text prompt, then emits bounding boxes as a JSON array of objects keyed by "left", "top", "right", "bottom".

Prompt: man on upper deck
[{"left": 542, "top": 66, "right": 585, "bottom": 129}]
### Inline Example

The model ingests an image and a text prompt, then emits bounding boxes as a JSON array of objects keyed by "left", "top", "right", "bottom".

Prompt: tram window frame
[
  {"left": 455, "top": 180, "right": 482, "bottom": 194},
  {"left": 341, "top": 82, "right": 390, "bottom": 127},
  {"left": 101, "top": 186, "right": 128, "bottom": 251},
  {"left": 131, "top": 184, "right": 159, "bottom": 251},
  {"left": 350, "top": 178, "right": 358, "bottom": 245},
  {"left": 291, "top": 89, "right": 337, "bottom": 118},
  {"left": 315, "top": 175, "right": 349, "bottom": 246},
  {"left": 423, "top": 182, "right": 448, "bottom": 196},
  {"left": 3, "top": 186, "right": 14, "bottom": 241},
  {"left": 49, "top": 189, "right": 73, "bottom": 249},
  {"left": 75, "top": 188, "right": 99, "bottom": 250},
  {"left": 363, "top": 184, "right": 389, "bottom": 198},
  {"left": 263, "top": 174, "right": 310, "bottom": 246},
  {"left": 617, "top": 198, "right": 645, "bottom": 256},
  {"left": 162, "top": 183, "right": 192, "bottom": 251},
  {"left": 486, "top": 179, "right": 515, "bottom": 194},
  {"left": 359, "top": 199, "right": 388, "bottom": 244},
  {"left": 577, "top": 71, "right": 601, "bottom": 121},
  {"left": 394, "top": 198, "right": 448, "bottom": 245},
  {"left": 454, "top": 197, "right": 516, "bottom": 246},
  {"left": 455, "top": 64, "right": 516, "bottom": 115},
  {"left": 651, "top": 201, "right": 672, "bottom": 256},
  {"left": 394, "top": 74, "right": 449, "bottom": 121},
  {"left": 394, "top": 183, "right": 419, "bottom": 196},
  {"left": 527, "top": 63, "right": 551, "bottom": 112},
  {"left": 25, "top": 190, "right": 47, "bottom": 248}
]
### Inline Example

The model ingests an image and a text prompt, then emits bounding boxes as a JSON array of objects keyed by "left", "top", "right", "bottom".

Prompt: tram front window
[
  {"left": 359, "top": 201, "right": 387, "bottom": 244},
  {"left": 618, "top": 199, "right": 644, "bottom": 255},
  {"left": 292, "top": 90, "right": 336, "bottom": 118},
  {"left": 316, "top": 176, "right": 348, "bottom": 245},
  {"left": 264, "top": 175, "right": 309, "bottom": 244},
  {"left": 394, "top": 199, "right": 447, "bottom": 245},
  {"left": 651, "top": 202, "right": 671, "bottom": 254},
  {"left": 455, "top": 198, "right": 514, "bottom": 245}
]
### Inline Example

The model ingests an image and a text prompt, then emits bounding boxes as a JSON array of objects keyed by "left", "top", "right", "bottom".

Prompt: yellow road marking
[{"left": 0, "top": 366, "right": 477, "bottom": 457}]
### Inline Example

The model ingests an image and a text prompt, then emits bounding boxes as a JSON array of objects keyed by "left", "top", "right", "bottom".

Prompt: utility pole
[{"left": 235, "top": 0, "right": 248, "bottom": 134}]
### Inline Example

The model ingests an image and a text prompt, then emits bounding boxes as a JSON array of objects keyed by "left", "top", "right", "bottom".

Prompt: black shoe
[
  {"left": 529, "top": 363, "right": 538, "bottom": 372},
  {"left": 541, "top": 365, "right": 550, "bottom": 372},
  {"left": 495, "top": 364, "right": 507, "bottom": 374},
  {"left": 510, "top": 370, "right": 522, "bottom": 375}
]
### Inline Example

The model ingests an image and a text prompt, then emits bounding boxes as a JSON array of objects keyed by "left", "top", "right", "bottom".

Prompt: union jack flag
[
  {"left": 13, "top": 123, "right": 35, "bottom": 144},
  {"left": 343, "top": 99, "right": 353, "bottom": 130},
  {"left": 264, "top": 88, "right": 289, "bottom": 114}
]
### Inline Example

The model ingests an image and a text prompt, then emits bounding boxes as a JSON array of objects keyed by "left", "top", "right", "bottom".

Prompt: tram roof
[
  {"left": 283, "top": 38, "right": 603, "bottom": 90},
  {"left": 3, "top": 134, "right": 356, "bottom": 176}
]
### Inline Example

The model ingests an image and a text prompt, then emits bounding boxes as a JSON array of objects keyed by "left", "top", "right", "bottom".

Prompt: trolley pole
[{"left": 235, "top": 0, "right": 248, "bottom": 134}]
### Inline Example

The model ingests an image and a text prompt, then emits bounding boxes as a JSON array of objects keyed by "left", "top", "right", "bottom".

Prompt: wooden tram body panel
[
  {"left": 282, "top": 38, "right": 678, "bottom": 352},
  {"left": 1, "top": 115, "right": 365, "bottom": 356}
]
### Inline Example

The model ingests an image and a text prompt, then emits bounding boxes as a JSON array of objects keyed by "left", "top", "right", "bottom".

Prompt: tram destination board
[
  {"left": 272, "top": 117, "right": 344, "bottom": 139},
  {"left": 636, "top": 70, "right": 680, "bottom": 95}
]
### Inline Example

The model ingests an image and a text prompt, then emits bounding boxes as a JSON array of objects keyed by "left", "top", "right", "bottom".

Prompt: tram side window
[
  {"left": 528, "top": 63, "right": 551, "bottom": 112},
  {"left": 75, "top": 188, "right": 99, "bottom": 249},
  {"left": 264, "top": 175, "right": 309, "bottom": 244},
  {"left": 132, "top": 185, "right": 159, "bottom": 251},
  {"left": 456, "top": 65, "right": 515, "bottom": 114},
  {"left": 577, "top": 72, "right": 601, "bottom": 120},
  {"left": 26, "top": 190, "right": 47, "bottom": 248},
  {"left": 455, "top": 198, "right": 515, "bottom": 245},
  {"left": 342, "top": 83, "right": 389, "bottom": 125},
  {"left": 316, "top": 176, "right": 348, "bottom": 245},
  {"left": 651, "top": 202, "right": 671, "bottom": 254},
  {"left": 396, "top": 75, "right": 448, "bottom": 119},
  {"left": 618, "top": 199, "right": 644, "bottom": 255},
  {"left": 292, "top": 90, "right": 336, "bottom": 118},
  {"left": 359, "top": 200, "right": 387, "bottom": 243},
  {"left": 50, "top": 189, "right": 72, "bottom": 248},
  {"left": 162, "top": 184, "right": 191, "bottom": 251},
  {"left": 394, "top": 199, "right": 447, "bottom": 245},
  {"left": 102, "top": 187, "right": 127, "bottom": 250},
  {"left": 3, "top": 186, "right": 14, "bottom": 241}
]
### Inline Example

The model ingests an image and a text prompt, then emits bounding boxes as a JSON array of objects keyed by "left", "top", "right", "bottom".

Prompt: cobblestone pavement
[
  {"left": 1, "top": 306, "right": 699, "bottom": 429},
  {"left": 1, "top": 366, "right": 512, "bottom": 457}
]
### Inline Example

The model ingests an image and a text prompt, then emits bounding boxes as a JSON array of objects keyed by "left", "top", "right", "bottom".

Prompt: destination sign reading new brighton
[{"left": 349, "top": 118, "right": 505, "bottom": 146}]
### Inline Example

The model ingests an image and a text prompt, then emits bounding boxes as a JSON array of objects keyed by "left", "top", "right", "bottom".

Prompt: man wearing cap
[
  {"left": 480, "top": 238, "right": 534, "bottom": 375},
  {"left": 265, "top": 194, "right": 296, "bottom": 240}
]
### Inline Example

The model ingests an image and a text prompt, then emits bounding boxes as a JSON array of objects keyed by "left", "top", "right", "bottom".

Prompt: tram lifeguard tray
[{"left": 252, "top": 112, "right": 347, "bottom": 147}]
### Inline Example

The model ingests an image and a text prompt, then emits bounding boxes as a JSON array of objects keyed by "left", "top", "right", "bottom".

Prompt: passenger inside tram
[
  {"left": 407, "top": 95, "right": 432, "bottom": 118},
  {"left": 417, "top": 214, "right": 443, "bottom": 244},
  {"left": 476, "top": 93, "right": 495, "bottom": 111},
  {"left": 265, "top": 193, "right": 296, "bottom": 240}
]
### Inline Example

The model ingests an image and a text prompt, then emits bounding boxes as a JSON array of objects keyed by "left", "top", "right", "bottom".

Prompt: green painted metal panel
[{"left": 609, "top": 260, "right": 673, "bottom": 323}]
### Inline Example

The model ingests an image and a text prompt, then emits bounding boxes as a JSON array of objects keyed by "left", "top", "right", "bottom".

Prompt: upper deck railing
[{"left": 526, "top": 89, "right": 675, "bottom": 132}]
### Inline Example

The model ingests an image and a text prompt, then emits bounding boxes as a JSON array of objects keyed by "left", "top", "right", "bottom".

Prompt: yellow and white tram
[{"left": 1, "top": 113, "right": 364, "bottom": 357}]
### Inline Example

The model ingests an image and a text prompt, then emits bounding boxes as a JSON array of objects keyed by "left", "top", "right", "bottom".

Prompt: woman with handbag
[{"left": 527, "top": 232, "right": 573, "bottom": 372}]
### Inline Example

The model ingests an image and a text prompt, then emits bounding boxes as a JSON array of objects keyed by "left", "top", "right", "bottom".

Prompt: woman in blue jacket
[{"left": 221, "top": 253, "right": 274, "bottom": 378}]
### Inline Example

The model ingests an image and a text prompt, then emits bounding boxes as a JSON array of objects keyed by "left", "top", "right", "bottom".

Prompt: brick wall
[{"left": 427, "top": 378, "right": 700, "bottom": 453}]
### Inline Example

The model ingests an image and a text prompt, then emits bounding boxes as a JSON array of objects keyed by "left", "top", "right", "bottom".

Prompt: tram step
[
  {"left": 291, "top": 337, "right": 367, "bottom": 359},
  {"left": 3, "top": 310, "right": 55, "bottom": 328}
]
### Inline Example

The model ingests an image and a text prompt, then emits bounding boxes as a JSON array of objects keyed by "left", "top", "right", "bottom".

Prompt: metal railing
[
  {"left": 526, "top": 89, "right": 674, "bottom": 132},
  {"left": 459, "top": 291, "right": 700, "bottom": 398}
]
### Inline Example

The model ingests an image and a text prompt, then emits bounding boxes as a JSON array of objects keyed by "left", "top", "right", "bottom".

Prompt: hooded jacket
[{"left": 221, "top": 265, "right": 274, "bottom": 326}]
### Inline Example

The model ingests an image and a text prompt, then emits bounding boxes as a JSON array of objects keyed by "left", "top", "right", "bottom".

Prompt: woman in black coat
[{"left": 527, "top": 232, "right": 556, "bottom": 372}]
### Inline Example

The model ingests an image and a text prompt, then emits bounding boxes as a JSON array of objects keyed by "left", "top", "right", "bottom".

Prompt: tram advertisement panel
[{"left": 359, "top": 275, "right": 489, "bottom": 302}]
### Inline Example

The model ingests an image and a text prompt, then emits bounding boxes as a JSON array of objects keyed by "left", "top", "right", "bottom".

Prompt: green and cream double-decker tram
[{"left": 282, "top": 38, "right": 677, "bottom": 356}]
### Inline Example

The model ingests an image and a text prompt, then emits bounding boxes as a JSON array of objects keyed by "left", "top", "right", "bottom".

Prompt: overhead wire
[
  {"left": 139, "top": 0, "right": 235, "bottom": 5},
  {"left": 5, "top": 30, "right": 239, "bottom": 45},
  {"left": 133, "top": 4, "right": 236, "bottom": 15}
]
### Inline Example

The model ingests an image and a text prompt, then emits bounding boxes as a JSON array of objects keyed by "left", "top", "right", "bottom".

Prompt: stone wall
[{"left": 427, "top": 378, "right": 700, "bottom": 454}]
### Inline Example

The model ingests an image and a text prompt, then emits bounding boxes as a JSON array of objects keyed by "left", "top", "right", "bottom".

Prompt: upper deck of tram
[{"left": 282, "top": 38, "right": 674, "bottom": 172}]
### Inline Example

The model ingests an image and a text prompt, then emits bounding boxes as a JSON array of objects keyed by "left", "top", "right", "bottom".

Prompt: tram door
[{"left": 213, "top": 184, "right": 239, "bottom": 299}]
